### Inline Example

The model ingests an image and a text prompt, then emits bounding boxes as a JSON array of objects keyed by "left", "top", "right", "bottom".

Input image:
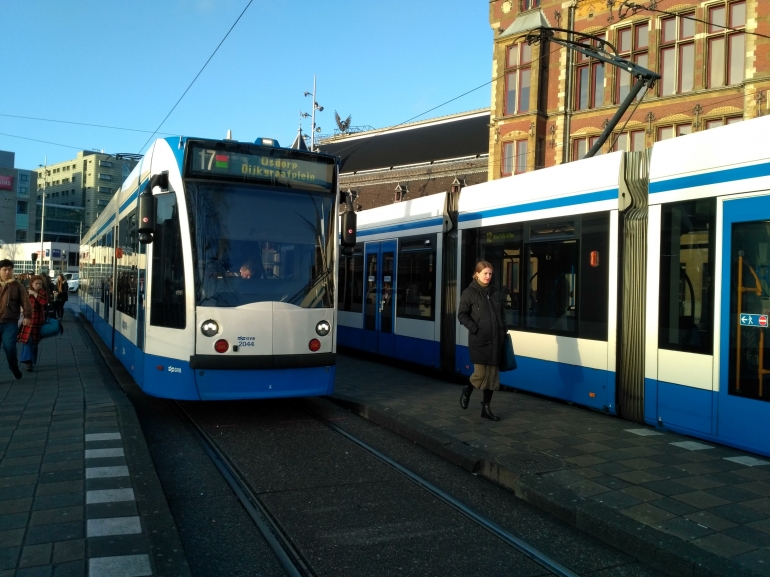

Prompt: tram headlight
[
  {"left": 201, "top": 320, "right": 219, "bottom": 337},
  {"left": 315, "top": 320, "right": 331, "bottom": 337}
]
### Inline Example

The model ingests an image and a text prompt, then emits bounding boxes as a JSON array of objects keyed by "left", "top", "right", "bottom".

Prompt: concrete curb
[
  {"left": 328, "top": 394, "right": 762, "bottom": 577},
  {"left": 77, "top": 314, "right": 193, "bottom": 577}
]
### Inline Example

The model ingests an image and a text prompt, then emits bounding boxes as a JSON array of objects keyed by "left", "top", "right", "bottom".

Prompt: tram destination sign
[
  {"left": 186, "top": 143, "right": 334, "bottom": 193},
  {"left": 740, "top": 313, "right": 769, "bottom": 328}
]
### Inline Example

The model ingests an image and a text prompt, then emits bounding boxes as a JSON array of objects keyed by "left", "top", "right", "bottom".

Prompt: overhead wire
[
  {"left": 0, "top": 113, "right": 175, "bottom": 135},
  {"left": 0, "top": 131, "right": 90, "bottom": 152},
  {"left": 136, "top": 0, "right": 253, "bottom": 153}
]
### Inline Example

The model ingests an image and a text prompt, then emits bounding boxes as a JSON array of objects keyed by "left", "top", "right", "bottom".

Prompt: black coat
[{"left": 458, "top": 280, "right": 506, "bottom": 366}]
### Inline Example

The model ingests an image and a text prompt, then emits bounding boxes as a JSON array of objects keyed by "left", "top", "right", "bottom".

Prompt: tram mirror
[
  {"left": 341, "top": 210, "right": 356, "bottom": 247},
  {"left": 137, "top": 187, "right": 156, "bottom": 245}
]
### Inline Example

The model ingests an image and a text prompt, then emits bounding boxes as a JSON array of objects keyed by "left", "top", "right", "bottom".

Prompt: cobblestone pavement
[
  {"left": 0, "top": 302, "right": 188, "bottom": 577},
  {"left": 334, "top": 353, "right": 770, "bottom": 577}
]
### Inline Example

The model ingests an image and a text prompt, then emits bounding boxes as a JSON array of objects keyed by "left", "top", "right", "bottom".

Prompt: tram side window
[
  {"left": 150, "top": 193, "right": 186, "bottom": 329},
  {"left": 659, "top": 199, "right": 716, "bottom": 354},
  {"left": 397, "top": 236, "right": 436, "bottom": 321},
  {"left": 116, "top": 210, "right": 140, "bottom": 320},
  {"left": 476, "top": 225, "right": 523, "bottom": 329},
  {"left": 526, "top": 222, "right": 579, "bottom": 335},
  {"left": 579, "top": 213, "right": 609, "bottom": 340},
  {"left": 338, "top": 247, "right": 363, "bottom": 313}
]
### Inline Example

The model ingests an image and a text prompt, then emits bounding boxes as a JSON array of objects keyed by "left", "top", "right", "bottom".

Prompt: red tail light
[
  {"left": 590, "top": 251, "right": 600, "bottom": 267},
  {"left": 309, "top": 339, "right": 321, "bottom": 352},
  {"left": 214, "top": 339, "right": 229, "bottom": 353}
]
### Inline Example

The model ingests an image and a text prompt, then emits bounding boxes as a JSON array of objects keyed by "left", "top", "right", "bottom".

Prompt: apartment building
[
  {"left": 0, "top": 150, "right": 38, "bottom": 244},
  {"left": 488, "top": 0, "right": 770, "bottom": 178},
  {"left": 34, "top": 150, "right": 138, "bottom": 240}
]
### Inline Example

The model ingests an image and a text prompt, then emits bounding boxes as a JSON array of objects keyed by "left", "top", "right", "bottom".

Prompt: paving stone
[
  {"left": 708, "top": 503, "right": 770, "bottom": 525},
  {"left": 590, "top": 490, "right": 642, "bottom": 510},
  {"left": 5, "top": 447, "right": 46, "bottom": 459},
  {"left": 673, "top": 490, "right": 732, "bottom": 509},
  {"left": 684, "top": 510, "right": 738, "bottom": 531},
  {"left": 52, "top": 539, "right": 84, "bottom": 564},
  {"left": 34, "top": 494, "right": 83, "bottom": 511},
  {"left": 36, "top": 481, "right": 83, "bottom": 498},
  {"left": 88, "top": 553, "right": 151, "bottom": 577},
  {"left": 24, "top": 521, "right": 83, "bottom": 546},
  {"left": 0, "top": 512, "right": 30, "bottom": 530},
  {"left": 30, "top": 506, "right": 83, "bottom": 527},
  {"left": 620, "top": 502, "right": 677, "bottom": 526},
  {"left": 38, "top": 470, "right": 83, "bottom": 485},
  {"left": 16, "top": 565, "right": 53, "bottom": 577},
  {"left": 648, "top": 497, "right": 698, "bottom": 516},
  {"left": 691, "top": 532, "right": 757, "bottom": 557},
  {"left": 52, "top": 559, "right": 85, "bottom": 577},
  {"left": 86, "top": 502, "right": 138, "bottom": 520},
  {"left": 722, "top": 525, "right": 770, "bottom": 548},
  {"left": 657, "top": 517, "right": 715, "bottom": 541},
  {"left": 0, "top": 528, "right": 25, "bottom": 548},
  {"left": 733, "top": 548, "right": 770, "bottom": 577},
  {"left": 677, "top": 475, "right": 727, "bottom": 490},
  {"left": 0, "top": 547, "right": 19, "bottom": 570},
  {"left": 20, "top": 543, "right": 52, "bottom": 568},
  {"left": 613, "top": 470, "right": 665, "bottom": 485}
]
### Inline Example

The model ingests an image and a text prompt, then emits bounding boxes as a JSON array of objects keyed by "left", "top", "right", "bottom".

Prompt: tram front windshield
[{"left": 186, "top": 181, "right": 336, "bottom": 308}]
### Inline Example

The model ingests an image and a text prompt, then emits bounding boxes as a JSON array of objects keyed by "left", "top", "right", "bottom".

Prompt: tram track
[{"left": 172, "top": 398, "right": 581, "bottom": 577}]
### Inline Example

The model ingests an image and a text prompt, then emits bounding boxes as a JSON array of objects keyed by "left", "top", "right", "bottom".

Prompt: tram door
[
  {"left": 362, "top": 240, "right": 397, "bottom": 356},
  {"left": 718, "top": 196, "right": 770, "bottom": 449}
]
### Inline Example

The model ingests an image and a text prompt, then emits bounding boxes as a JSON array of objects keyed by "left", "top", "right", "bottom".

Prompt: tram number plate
[
  {"left": 237, "top": 336, "right": 255, "bottom": 347},
  {"left": 740, "top": 314, "right": 768, "bottom": 327}
]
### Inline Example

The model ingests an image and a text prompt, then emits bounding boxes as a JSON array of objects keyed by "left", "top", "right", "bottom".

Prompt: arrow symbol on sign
[{"left": 742, "top": 316, "right": 750, "bottom": 324}]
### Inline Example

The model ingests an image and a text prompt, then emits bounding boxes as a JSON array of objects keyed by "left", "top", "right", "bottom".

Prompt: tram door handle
[{"left": 379, "top": 300, "right": 385, "bottom": 312}]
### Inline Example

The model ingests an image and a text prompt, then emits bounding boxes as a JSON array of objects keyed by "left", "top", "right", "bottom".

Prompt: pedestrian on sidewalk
[
  {"left": 0, "top": 260, "right": 32, "bottom": 380},
  {"left": 54, "top": 274, "right": 68, "bottom": 319},
  {"left": 18, "top": 275, "right": 48, "bottom": 372},
  {"left": 457, "top": 260, "right": 506, "bottom": 421}
]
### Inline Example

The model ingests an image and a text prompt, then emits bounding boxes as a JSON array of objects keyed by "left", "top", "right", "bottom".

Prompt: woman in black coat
[{"left": 457, "top": 260, "right": 506, "bottom": 421}]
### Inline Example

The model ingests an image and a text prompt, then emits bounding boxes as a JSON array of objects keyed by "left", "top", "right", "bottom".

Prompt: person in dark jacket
[
  {"left": 457, "top": 260, "right": 506, "bottom": 421},
  {"left": 0, "top": 260, "right": 32, "bottom": 380},
  {"left": 54, "top": 274, "right": 69, "bottom": 319}
]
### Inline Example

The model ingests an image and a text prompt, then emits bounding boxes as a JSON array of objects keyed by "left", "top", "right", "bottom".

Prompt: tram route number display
[
  {"left": 189, "top": 146, "right": 333, "bottom": 192},
  {"left": 740, "top": 313, "right": 769, "bottom": 328}
]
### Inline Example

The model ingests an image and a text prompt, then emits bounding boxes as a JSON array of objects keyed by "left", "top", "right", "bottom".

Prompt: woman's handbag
[
  {"left": 500, "top": 333, "right": 518, "bottom": 372},
  {"left": 40, "top": 318, "right": 63, "bottom": 340}
]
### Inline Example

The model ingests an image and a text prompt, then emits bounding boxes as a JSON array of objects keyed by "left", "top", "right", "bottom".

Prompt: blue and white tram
[
  {"left": 80, "top": 136, "right": 349, "bottom": 400},
  {"left": 339, "top": 116, "right": 770, "bottom": 457}
]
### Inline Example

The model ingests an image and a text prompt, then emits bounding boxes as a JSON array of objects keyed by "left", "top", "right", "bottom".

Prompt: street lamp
[
  {"left": 37, "top": 158, "right": 49, "bottom": 275},
  {"left": 302, "top": 75, "right": 324, "bottom": 151}
]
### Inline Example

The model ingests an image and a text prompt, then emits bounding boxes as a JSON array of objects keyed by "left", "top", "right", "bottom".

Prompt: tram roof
[{"left": 317, "top": 109, "right": 489, "bottom": 174}]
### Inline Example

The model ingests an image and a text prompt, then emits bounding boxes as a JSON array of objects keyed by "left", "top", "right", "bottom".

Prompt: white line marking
[
  {"left": 86, "top": 488, "right": 135, "bottom": 504},
  {"left": 89, "top": 554, "right": 152, "bottom": 577},
  {"left": 670, "top": 441, "right": 714, "bottom": 451},
  {"left": 625, "top": 429, "right": 665, "bottom": 437},
  {"left": 85, "top": 433, "right": 122, "bottom": 442},
  {"left": 724, "top": 456, "right": 770, "bottom": 467},
  {"left": 87, "top": 516, "right": 142, "bottom": 537},
  {"left": 85, "top": 448, "right": 125, "bottom": 459},
  {"left": 86, "top": 466, "right": 129, "bottom": 479}
]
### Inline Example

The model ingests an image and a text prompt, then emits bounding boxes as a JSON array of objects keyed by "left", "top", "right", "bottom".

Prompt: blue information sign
[{"left": 740, "top": 313, "right": 768, "bottom": 328}]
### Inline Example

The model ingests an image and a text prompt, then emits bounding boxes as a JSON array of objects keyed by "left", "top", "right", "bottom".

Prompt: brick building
[
  {"left": 487, "top": 0, "right": 770, "bottom": 179},
  {"left": 317, "top": 109, "right": 489, "bottom": 210}
]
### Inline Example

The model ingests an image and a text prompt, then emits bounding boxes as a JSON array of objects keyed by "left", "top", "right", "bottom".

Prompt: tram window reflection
[
  {"left": 396, "top": 236, "right": 436, "bottom": 321},
  {"left": 659, "top": 199, "right": 715, "bottom": 354}
]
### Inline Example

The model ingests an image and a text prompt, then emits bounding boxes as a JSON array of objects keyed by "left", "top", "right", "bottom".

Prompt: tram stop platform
[
  {"left": 0, "top": 301, "right": 190, "bottom": 577},
  {"left": 333, "top": 353, "right": 770, "bottom": 577}
]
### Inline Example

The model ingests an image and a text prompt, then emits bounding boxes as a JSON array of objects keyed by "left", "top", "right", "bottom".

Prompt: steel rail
[
  {"left": 306, "top": 408, "right": 581, "bottom": 577},
  {"left": 170, "top": 401, "right": 314, "bottom": 577}
]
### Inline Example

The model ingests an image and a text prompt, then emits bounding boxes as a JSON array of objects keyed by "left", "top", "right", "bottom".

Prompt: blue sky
[{"left": 1, "top": 0, "right": 493, "bottom": 170}]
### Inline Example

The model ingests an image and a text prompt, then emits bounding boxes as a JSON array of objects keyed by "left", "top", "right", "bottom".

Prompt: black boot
[
  {"left": 460, "top": 384, "right": 473, "bottom": 409},
  {"left": 481, "top": 389, "right": 500, "bottom": 421}
]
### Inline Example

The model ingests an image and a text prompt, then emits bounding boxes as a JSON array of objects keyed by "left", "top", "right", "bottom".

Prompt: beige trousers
[{"left": 469, "top": 364, "right": 500, "bottom": 391}]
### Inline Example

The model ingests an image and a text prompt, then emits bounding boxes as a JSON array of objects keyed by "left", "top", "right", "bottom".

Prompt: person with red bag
[{"left": 18, "top": 275, "right": 47, "bottom": 372}]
